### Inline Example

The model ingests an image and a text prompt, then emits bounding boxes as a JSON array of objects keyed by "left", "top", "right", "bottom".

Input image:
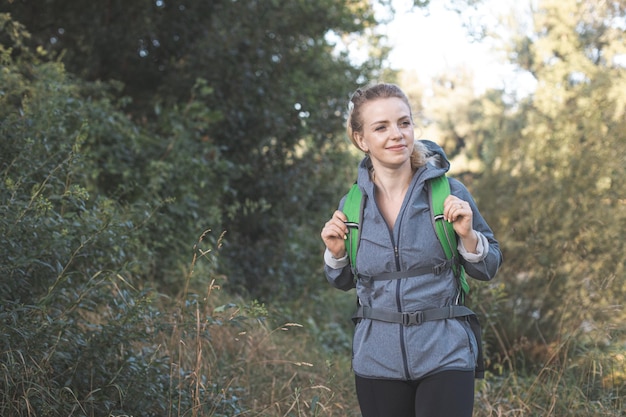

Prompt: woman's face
[{"left": 355, "top": 97, "right": 415, "bottom": 171}]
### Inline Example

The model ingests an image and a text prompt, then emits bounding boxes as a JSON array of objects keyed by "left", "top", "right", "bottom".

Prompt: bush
[{"left": 0, "top": 16, "right": 231, "bottom": 415}]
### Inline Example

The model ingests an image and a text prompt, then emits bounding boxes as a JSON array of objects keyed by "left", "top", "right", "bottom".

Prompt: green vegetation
[{"left": 1, "top": 0, "right": 625, "bottom": 415}]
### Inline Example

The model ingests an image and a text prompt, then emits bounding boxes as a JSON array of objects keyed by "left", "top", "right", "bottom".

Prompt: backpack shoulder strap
[
  {"left": 429, "top": 175, "right": 470, "bottom": 300},
  {"left": 342, "top": 183, "right": 364, "bottom": 270},
  {"left": 342, "top": 177, "right": 469, "bottom": 299}
]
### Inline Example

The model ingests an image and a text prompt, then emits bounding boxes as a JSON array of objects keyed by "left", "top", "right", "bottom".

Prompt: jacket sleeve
[
  {"left": 449, "top": 178, "right": 503, "bottom": 282},
  {"left": 324, "top": 252, "right": 356, "bottom": 291}
]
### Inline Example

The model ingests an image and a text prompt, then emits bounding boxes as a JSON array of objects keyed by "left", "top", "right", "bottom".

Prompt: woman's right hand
[{"left": 321, "top": 210, "right": 349, "bottom": 259}]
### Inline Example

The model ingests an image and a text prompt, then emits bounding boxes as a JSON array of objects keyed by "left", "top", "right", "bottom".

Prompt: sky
[{"left": 380, "top": 0, "right": 536, "bottom": 95}]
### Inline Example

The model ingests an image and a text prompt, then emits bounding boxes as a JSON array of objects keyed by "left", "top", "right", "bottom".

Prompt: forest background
[{"left": 1, "top": 0, "right": 625, "bottom": 416}]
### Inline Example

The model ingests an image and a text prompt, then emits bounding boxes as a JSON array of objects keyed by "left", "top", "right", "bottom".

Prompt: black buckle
[
  {"left": 359, "top": 274, "right": 372, "bottom": 285},
  {"left": 402, "top": 310, "right": 423, "bottom": 326},
  {"left": 433, "top": 261, "right": 445, "bottom": 275}
]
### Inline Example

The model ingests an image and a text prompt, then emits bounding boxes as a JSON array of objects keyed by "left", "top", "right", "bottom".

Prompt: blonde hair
[{"left": 346, "top": 82, "right": 426, "bottom": 169}]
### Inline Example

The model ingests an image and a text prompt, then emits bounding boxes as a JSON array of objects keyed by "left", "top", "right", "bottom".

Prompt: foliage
[
  {"left": 401, "top": 0, "right": 626, "bottom": 392},
  {"left": 0, "top": 4, "right": 377, "bottom": 416},
  {"left": 462, "top": 0, "right": 626, "bottom": 374},
  {"left": 474, "top": 343, "right": 625, "bottom": 416},
  {"left": 0, "top": 16, "right": 225, "bottom": 416},
  {"left": 0, "top": 0, "right": 381, "bottom": 300},
  {"left": 2, "top": 0, "right": 626, "bottom": 414},
  {"left": 0, "top": 17, "right": 227, "bottom": 285}
]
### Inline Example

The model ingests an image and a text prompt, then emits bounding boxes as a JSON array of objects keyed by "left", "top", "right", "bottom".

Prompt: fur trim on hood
[{"left": 419, "top": 139, "right": 450, "bottom": 172}]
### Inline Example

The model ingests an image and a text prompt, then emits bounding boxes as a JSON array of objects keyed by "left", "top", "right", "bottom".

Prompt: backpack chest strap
[
  {"left": 356, "top": 258, "right": 454, "bottom": 283},
  {"left": 353, "top": 304, "right": 475, "bottom": 326}
]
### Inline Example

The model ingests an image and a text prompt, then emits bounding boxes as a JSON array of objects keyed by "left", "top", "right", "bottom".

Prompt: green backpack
[{"left": 342, "top": 174, "right": 470, "bottom": 299}]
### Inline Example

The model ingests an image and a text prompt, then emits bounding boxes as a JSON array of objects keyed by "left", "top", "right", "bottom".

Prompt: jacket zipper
[
  {"left": 394, "top": 170, "right": 430, "bottom": 380},
  {"left": 376, "top": 195, "right": 411, "bottom": 379},
  {"left": 393, "top": 184, "right": 415, "bottom": 380},
  {"left": 376, "top": 170, "right": 427, "bottom": 380},
  {"left": 395, "top": 242, "right": 411, "bottom": 379}
]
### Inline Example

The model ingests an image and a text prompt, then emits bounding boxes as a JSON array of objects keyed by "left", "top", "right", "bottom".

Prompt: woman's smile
[{"left": 386, "top": 144, "right": 407, "bottom": 151}]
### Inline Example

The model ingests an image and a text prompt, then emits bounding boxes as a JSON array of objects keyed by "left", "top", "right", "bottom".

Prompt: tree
[
  {"left": 1, "top": 0, "right": 388, "bottom": 298},
  {"left": 475, "top": 0, "right": 626, "bottom": 369}
]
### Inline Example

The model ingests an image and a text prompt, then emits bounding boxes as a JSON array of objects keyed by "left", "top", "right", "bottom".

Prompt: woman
[{"left": 320, "top": 83, "right": 502, "bottom": 417}]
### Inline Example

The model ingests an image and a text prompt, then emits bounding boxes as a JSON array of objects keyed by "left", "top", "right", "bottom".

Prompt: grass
[
  {"left": 1, "top": 230, "right": 624, "bottom": 416},
  {"left": 151, "top": 229, "right": 361, "bottom": 417},
  {"left": 160, "top": 282, "right": 624, "bottom": 417},
  {"left": 158, "top": 282, "right": 360, "bottom": 417},
  {"left": 162, "top": 274, "right": 625, "bottom": 416}
]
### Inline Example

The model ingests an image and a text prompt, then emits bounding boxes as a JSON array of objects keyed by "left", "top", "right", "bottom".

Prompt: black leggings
[{"left": 355, "top": 370, "right": 475, "bottom": 417}]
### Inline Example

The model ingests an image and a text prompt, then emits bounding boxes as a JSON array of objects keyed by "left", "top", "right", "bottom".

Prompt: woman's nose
[{"left": 390, "top": 124, "right": 403, "bottom": 139}]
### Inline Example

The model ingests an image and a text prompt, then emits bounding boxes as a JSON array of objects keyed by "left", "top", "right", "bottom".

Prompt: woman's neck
[
  {"left": 371, "top": 163, "right": 414, "bottom": 200},
  {"left": 371, "top": 164, "right": 414, "bottom": 228}
]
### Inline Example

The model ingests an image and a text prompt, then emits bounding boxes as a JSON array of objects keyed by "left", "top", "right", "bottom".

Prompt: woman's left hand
[{"left": 443, "top": 196, "right": 478, "bottom": 253}]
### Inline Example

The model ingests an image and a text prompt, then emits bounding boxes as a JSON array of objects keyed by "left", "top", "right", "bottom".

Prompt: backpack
[
  {"left": 341, "top": 174, "right": 486, "bottom": 378},
  {"left": 342, "top": 174, "right": 470, "bottom": 301}
]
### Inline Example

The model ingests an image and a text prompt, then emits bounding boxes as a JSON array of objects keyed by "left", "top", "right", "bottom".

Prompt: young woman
[{"left": 320, "top": 83, "right": 502, "bottom": 417}]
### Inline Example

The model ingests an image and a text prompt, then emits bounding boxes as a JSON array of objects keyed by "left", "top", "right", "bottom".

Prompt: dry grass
[
  {"left": 152, "top": 230, "right": 360, "bottom": 416},
  {"left": 150, "top": 230, "right": 625, "bottom": 417},
  {"left": 159, "top": 286, "right": 360, "bottom": 416},
  {"left": 162, "top": 286, "right": 624, "bottom": 417}
]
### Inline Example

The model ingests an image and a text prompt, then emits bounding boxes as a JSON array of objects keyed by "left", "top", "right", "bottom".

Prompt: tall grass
[
  {"left": 1, "top": 227, "right": 623, "bottom": 416},
  {"left": 472, "top": 285, "right": 625, "bottom": 417},
  {"left": 165, "top": 233, "right": 625, "bottom": 416},
  {"left": 151, "top": 229, "right": 361, "bottom": 417}
]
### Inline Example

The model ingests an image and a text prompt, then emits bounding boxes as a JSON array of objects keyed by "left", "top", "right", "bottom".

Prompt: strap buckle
[
  {"left": 402, "top": 310, "right": 424, "bottom": 326},
  {"left": 433, "top": 258, "right": 452, "bottom": 275}
]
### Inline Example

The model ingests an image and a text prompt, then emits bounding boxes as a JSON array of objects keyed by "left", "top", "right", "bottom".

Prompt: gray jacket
[{"left": 324, "top": 140, "right": 502, "bottom": 380}]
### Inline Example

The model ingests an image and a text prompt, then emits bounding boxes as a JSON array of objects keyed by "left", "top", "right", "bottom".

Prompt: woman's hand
[
  {"left": 321, "top": 210, "right": 349, "bottom": 259},
  {"left": 443, "top": 196, "right": 478, "bottom": 253}
]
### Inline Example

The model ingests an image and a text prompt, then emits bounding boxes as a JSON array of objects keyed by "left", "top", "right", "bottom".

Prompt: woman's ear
[{"left": 355, "top": 133, "right": 368, "bottom": 153}]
